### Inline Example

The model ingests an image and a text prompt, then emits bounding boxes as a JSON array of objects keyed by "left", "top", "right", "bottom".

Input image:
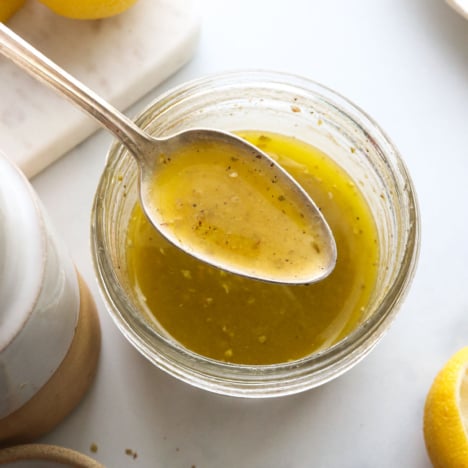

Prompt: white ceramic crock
[{"left": 0, "top": 153, "right": 100, "bottom": 445}]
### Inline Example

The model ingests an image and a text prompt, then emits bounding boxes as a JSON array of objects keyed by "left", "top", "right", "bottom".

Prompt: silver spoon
[{"left": 0, "top": 23, "right": 336, "bottom": 284}]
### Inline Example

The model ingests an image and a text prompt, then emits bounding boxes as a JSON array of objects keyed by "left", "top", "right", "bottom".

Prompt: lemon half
[
  {"left": 0, "top": 0, "right": 26, "bottom": 22},
  {"left": 37, "top": 0, "right": 139, "bottom": 20},
  {"left": 424, "top": 347, "right": 468, "bottom": 468}
]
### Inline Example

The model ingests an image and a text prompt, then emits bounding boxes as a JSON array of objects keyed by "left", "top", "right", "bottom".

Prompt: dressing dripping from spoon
[{"left": 0, "top": 24, "right": 336, "bottom": 284}]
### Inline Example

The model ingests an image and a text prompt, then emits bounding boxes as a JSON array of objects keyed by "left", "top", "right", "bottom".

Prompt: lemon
[
  {"left": 424, "top": 347, "right": 468, "bottom": 468},
  {"left": 0, "top": 0, "right": 25, "bottom": 22},
  {"left": 37, "top": 0, "right": 139, "bottom": 20}
]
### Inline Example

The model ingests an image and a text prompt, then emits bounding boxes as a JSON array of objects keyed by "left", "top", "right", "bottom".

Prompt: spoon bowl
[
  {"left": 0, "top": 23, "right": 336, "bottom": 284},
  {"left": 139, "top": 128, "right": 337, "bottom": 283}
]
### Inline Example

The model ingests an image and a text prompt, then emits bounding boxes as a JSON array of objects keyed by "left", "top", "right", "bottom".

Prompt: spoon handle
[{"left": 0, "top": 23, "right": 151, "bottom": 160}]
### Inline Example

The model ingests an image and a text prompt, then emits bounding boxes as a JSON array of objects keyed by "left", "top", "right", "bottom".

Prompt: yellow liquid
[
  {"left": 146, "top": 136, "right": 333, "bottom": 283},
  {"left": 126, "top": 131, "right": 379, "bottom": 365}
]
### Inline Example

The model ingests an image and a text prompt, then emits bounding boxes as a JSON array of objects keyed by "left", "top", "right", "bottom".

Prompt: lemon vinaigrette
[
  {"left": 145, "top": 135, "right": 335, "bottom": 283},
  {"left": 126, "top": 131, "right": 379, "bottom": 365}
]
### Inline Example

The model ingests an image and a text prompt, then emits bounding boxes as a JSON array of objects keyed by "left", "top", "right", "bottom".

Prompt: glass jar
[
  {"left": 0, "top": 153, "right": 101, "bottom": 443},
  {"left": 91, "top": 70, "right": 419, "bottom": 397}
]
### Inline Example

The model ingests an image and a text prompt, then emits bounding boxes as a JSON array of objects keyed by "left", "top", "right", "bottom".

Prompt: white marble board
[{"left": 0, "top": 0, "right": 200, "bottom": 178}]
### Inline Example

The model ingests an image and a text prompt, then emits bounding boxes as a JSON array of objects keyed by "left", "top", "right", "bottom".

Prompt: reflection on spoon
[{"left": 0, "top": 23, "right": 336, "bottom": 284}]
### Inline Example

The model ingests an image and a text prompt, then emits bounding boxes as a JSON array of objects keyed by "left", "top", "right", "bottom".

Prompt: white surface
[
  {"left": 22, "top": 0, "right": 468, "bottom": 466},
  {"left": 0, "top": 0, "right": 199, "bottom": 177}
]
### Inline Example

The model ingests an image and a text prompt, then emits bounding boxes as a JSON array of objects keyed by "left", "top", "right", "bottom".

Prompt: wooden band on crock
[
  {"left": 0, "top": 273, "right": 101, "bottom": 446},
  {"left": 0, "top": 443, "right": 104, "bottom": 467}
]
